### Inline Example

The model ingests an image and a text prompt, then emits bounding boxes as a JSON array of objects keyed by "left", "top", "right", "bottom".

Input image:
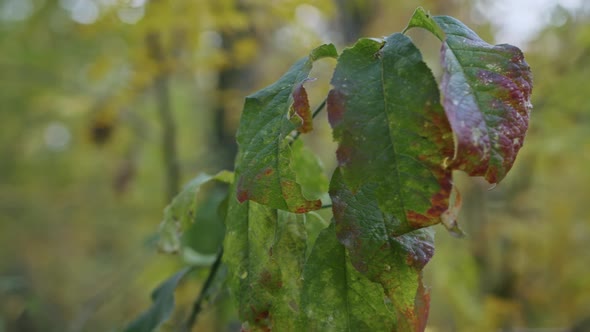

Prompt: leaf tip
[{"left": 290, "top": 81, "right": 314, "bottom": 134}]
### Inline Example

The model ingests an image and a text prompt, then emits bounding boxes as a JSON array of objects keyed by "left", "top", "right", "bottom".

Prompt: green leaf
[
  {"left": 403, "top": 7, "right": 445, "bottom": 40},
  {"left": 291, "top": 139, "right": 329, "bottom": 201},
  {"left": 299, "top": 223, "right": 397, "bottom": 331},
  {"left": 328, "top": 33, "right": 453, "bottom": 232},
  {"left": 330, "top": 169, "right": 433, "bottom": 331},
  {"left": 223, "top": 183, "right": 307, "bottom": 331},
  {"left": 158, "top": 171, "right": 233, "bottom": 253},
  {"left": 405, "top": 7, "right": 534, "bottom": 183},
  {"left": 182, "top": 248, "right": 218, "bottom": 266},
  {"left": 124, "top": 267, "right": 193, "bottom": 332},
  {"left": 181, "top": 188, "right": 227, "bottom": 256},
  {"left": 235, "top": 44, "right": 337, "bottom": 213}
]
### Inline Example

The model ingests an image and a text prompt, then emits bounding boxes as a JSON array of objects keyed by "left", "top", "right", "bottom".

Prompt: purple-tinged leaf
[
  {"left": 236, "top": 44, "right": 337, "bottom": 213},
  {"left": 405, "top": 7, "right": 533, "bottom": 183}
]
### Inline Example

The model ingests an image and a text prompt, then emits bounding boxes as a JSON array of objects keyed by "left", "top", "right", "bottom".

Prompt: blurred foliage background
[{"left": 1, "top": 0, "right": 589, "bottom": 331}]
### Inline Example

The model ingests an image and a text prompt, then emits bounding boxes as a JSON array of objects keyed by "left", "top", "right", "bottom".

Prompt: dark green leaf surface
[
  {"left": 235, "top": 44, "right": 337, "bottom": 213},
  {"left": 406, "top": 7, "right": 533, "bottom": 183},
  {"left": 158, "top": 171, "right": 233, "bottom": 253},
  {"left": 328, "top": 33, "right": 453, "bottom": 232},
  {"left": 299, "top": 223, "right": 397, "bottom": 331},
  {"left": 330, "top": 169, "right": 433, "bottom": 331},
  {"left": 181, "top": 188, "right": 227, "bottom": 262},
  {"left": 124, "top": 267, "right": 193, "bottom": 332}
]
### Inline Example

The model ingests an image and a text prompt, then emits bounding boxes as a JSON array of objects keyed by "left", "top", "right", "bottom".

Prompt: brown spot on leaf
[
  {"left": 280, "top": 180, "right": 321, "bottom": 213},
  {"left": 292, "top": 82, "right": 313, "bottom": 133},
  {"left": 259, "top": 269, "right": 282, "bottom": 291},
  {"left": 335, "top": 145, "right": 353, "bottom": 167},
  {"left": 294, "top": 206, "right": 309, "bottom": 214},
  {"left": 249, "top": 307, "right": 271, "bottom": 332},
  {"left": 236, "top": 189, "right": 250, "bottom": 203},
  {"left": 327, "top": 89, "right": 346, "bottom": 127},
  {"left": 255, "top": 167, "right": 275, "bottom": 180}
]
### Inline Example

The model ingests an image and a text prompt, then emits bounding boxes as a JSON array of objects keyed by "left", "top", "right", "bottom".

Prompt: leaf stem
[
  {"left": 290, "top": 97, "right": 328, "bottom": 143},
  {"left": 321, "top": 203, "right": 332, "bottom": 209},
  {"left": 311, "top": 98, "right": 328, "bottom": 119},
  {"left": 183, "top": 247, "right": 224, "bottom": 331}
]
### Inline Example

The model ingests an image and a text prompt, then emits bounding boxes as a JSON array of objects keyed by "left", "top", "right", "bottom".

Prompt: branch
[{"left": 183, "top": 248, "right": 224, "bottom": 331}]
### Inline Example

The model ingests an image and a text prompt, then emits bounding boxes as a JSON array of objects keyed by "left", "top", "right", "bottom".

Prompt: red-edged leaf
[
  {"left": 328, "top": 33, "right": 453, "bottom": 232},
  {"left": 235, "top": 44, "right": 337, "bottom": 213},
  {"left": 405, "top": 7, "right": 533, "bottom": 183},
  {"left": 290, "top": 79, "right": 314, "bottom": 133},
  {"left": 330, "top": 169, "right": 434, "bottom": 331}
]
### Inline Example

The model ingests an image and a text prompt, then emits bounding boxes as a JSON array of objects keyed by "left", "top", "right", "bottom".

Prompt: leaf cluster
[{"left": 128, "top": 7, "right": 533, "bottom": 331}]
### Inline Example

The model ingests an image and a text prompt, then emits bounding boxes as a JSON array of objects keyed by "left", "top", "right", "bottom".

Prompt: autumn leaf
[
  {"left": 330, "top": 169, "right": 434, "bottom": 331},
  {"left": 328, "top": 33, "right": 453, "bottom": 232},
  {"left": 405, "top": 7, "right": 533, "bottom": 183}
]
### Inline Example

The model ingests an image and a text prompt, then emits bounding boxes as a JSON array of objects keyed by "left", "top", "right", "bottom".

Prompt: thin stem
[
  {"left": 311, "top": 98, "right": 328, "bottom": 119},
  {"left": 321, "top": 203, "right": 333, "bottom": 209},
  {"left": 183, "top": 248, "right": 224, "bottom": 331},
  {"left": 290, "top": 97, "right": 328, "bottom": 143}
]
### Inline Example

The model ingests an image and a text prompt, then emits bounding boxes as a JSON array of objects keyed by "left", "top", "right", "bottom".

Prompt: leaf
[
  {"left": 290, "top": 139, "right": 329, "bottom": 201},
  {"left": 124, "top": 267, "right": 193, "bottom": 332},
  {"left": 299, "top": 223, "right": 397, "bottom": 331},
  {"left": 328, "top": 33, "right": 453, "bottom": 232},
  {"left": 158, "top": 171, "right": 233, "bottom": 253},
  {"left": 223, "top": 183, "right": 307, "bottom": 331},
  {"left": 235, "top": 44, "right": 337, "bottom": 213},
  {"left": 267, "top": 210, "right": 308, "bottom": 330},
  {"left": 290, "top": 78, "right": 314, "bottom": 134},
  {"left": 182, "top": 248, "right": 218, "bottom": 266},
  {"left": 440, "top": 185, "right": 465, "bottom": 237},
  {"left": 405, "top": 7, "right": 534, "bottom": 183},
  {"left": 330, "top": 169, "right": 433, "bottom": 331},
  {"left": 181, "top": 188, "right": 227, "bottom": 256}
]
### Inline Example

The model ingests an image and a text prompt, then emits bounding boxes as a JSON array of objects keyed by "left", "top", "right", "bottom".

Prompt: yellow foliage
[{"left": 232, "top": 37, "right": 259, "bottom": 66}]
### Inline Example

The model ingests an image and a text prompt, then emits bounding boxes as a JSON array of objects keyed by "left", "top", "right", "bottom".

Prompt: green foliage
[
  {"left": 214, "top": 7, "right": 532, "bottom": 331},
  {"left": 234, "top": 44, "right": 337, "bottom": 213},
  {"left": 299, "top": 223, "right": 397, "bottom": 331},
  {"left": 124, "top": 267, "right": 193, "bottom": 332},
  {"left": 328, "top": 33, "right": 453, "bottom": 233},
  {"left": 158, "top": 171, "right": 233, "bottom": 254}
]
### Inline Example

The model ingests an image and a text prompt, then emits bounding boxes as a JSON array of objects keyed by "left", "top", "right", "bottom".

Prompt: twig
[
  {"left": 321, "top": 203, "right": 333, "bottom": 209},
  {"left": 183, "top": 248, "right": 224, "bottom": 331}
]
